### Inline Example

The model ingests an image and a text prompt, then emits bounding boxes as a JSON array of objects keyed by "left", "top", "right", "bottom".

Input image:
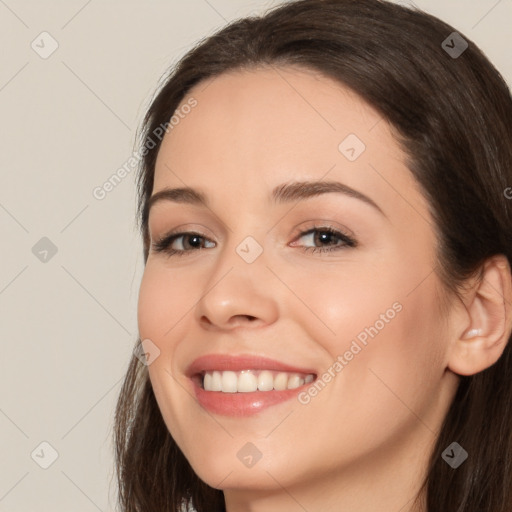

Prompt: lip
[{"left": 186, "top": 354, "right": 317, "bottom": 417}]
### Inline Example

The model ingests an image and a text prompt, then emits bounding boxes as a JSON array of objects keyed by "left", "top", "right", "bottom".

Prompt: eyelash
[{"left": 151, "top": 225, "right": 357, "bottom": 258}]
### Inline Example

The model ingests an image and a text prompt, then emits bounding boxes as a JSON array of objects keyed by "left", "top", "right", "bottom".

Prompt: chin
[{"left": 182, "top": 438, "right": 307, "bottom": 492}]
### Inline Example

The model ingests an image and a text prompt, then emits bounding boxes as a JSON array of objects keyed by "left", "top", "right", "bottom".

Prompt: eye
[
  {"left": 152, "top": 231, "right": 215, "bottom": 257},
  {"left": 151, "top": 225, "right": 357, "bottom": 258},
  {"left": 292, "top": 225, "right": 357, "bottom": 254}
]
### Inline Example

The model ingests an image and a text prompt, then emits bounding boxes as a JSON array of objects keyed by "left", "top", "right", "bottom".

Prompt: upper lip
[{"left": 186, "top": 354, "right": 317, "bottom": 377}]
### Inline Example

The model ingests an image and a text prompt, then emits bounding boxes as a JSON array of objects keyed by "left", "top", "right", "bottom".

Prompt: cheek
[
  {"left": 333, "top": 275, "right": 445, "bottom": 429},
  {"left": 290, "top": 256, "right": 446, "bottom": 406},
  {"left": 136, "top": 264, "right": 197, "bottom": 449},
  {"left": 137, "top": 263, "right": 196, "bottom": 342},
  {"left": 283, "top": 261, "right": 397, "bottom": 348},
  {"left": 137, "top": 269, "right": 165, "bottom": 342}
]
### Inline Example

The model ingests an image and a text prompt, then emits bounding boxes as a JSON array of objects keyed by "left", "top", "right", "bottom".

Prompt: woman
[{"left": 113, "top": 0, "right": 512, "bottom": 510}]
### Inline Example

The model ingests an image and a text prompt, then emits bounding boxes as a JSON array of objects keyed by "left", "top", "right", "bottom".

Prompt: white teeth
[
  {"left": 287, "top": 375, "right": 304, "bottom": 389},
  {"left": 211, "top": 371, "right": 222, "bottom": 391},
  {"left": 201, "top": 369, "right": 315, "bottom": 393},
  {"left": 221, "top": 371, "right": 238, "bottom": 393},
  {"left": 204, "top": 372, "right": 212, "bottom": 390},
  {"left": 257, "top": 370, "right": 274, "bottom": 391},
  {"left": 238, "top": 371, "right": 258, "bottom": 392},
  {"left": 273, "top": 372, "right": 288, "bottom": 391}
]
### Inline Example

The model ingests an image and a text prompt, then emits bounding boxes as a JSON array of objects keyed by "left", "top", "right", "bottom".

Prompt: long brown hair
[{"left": 113, "top": 1, "right": 512, "bottom": 510}]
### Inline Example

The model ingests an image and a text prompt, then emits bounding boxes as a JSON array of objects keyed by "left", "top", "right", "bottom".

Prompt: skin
[{"left": 137, "top": 65, "right": 512, "bottom": 512}]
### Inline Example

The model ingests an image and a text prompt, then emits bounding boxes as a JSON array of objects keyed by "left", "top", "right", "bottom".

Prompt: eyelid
[
  {"left": 150, "top": 222, "right": 216, "bottom": 242},
  {"left": 291, "top": 219, "right": 356, "bottom": 240}
]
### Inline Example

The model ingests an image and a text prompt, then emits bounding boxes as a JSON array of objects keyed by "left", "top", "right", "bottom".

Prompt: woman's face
[{"left": 138, "top": 66, "right": 459, "bottom": 503}]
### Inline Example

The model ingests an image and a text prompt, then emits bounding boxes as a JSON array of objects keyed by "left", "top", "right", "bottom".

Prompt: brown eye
[
  {"left": 292, "top": 226, "right": 357, "bottom": 254},
  {"left": 152, "top": 232, "right": 216, "bottom": 256}
]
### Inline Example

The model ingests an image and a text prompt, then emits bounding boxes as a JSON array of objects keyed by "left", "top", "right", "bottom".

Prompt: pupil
[
  {"left": 318, "top": 231, "right": 331, "bottom": 245},
  {"left": 188, "top": 235, "right": 201, "bottom": 248}
]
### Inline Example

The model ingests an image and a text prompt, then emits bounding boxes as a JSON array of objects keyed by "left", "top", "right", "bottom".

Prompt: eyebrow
[{"left": 147, "top": 180, "right": 386, "bottom": 217}]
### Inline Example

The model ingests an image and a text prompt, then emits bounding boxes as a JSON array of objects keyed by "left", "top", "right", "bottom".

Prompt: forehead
[{"left": 152, "top": 65, "right": 428, "bottom": 221}]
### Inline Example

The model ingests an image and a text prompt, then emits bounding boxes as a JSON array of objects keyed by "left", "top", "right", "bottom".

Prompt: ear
[{"left": 447, "top": 254, "right": 512, "bottom": 376}]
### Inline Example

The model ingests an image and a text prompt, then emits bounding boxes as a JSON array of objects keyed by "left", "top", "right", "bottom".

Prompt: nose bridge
[
  {"left": 194, "top": 226, "right": 279, "bottom": 328},
  {"left": 216, "top": 209, "right": 271, "bottom": 271}
]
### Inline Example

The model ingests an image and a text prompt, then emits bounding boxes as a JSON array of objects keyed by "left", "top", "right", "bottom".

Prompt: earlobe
[{"left": 447, "top": 254, "right": 512, "bottom": 377}]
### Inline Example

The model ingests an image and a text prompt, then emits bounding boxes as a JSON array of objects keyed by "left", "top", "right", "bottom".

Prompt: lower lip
[{"left": 192, "top": 380, "right": 310, "bottom": 417}]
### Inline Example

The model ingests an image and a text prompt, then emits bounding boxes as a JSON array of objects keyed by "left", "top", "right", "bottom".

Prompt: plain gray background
[{"left": 0, "top": 1, "right": 510, "bottom": 510}]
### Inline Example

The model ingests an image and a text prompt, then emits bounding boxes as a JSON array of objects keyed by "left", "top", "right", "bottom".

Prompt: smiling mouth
[{"left": 195, "top": 369, "right": 316, "bottom": 393}]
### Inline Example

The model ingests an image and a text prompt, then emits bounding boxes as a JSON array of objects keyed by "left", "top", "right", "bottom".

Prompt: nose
[{"left": 194, "top": 249, "right": 280, "bottom": 331}]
